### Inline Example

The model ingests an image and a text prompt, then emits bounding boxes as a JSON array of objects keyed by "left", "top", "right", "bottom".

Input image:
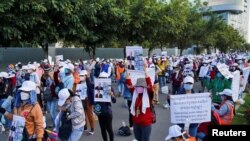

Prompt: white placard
[
  {"left": 199, "top": 66, "right": 209, "bottom": 77},
  {"left": 8, "top": 115, "right": 26, "bottom": 141},
  {"left": 94, "top": 78, "right": 112, "bottom": 102},
  {"left": 127, "top": 68, "right": 155, "bottom": 85},
  {"left": 76, "top": 83, "right": 87, "bottom": 100},
  {"left": 231, "top": 70, "right": 240, "bottom": 102},
  {"left": 126, "top": 46, "right": 143, "bottom": 71},
  {"left": 241, "top": 67, "right": 250, "bottom": 93},
  {"left": 55, "top": 55, "right": 63, "bottom": 62},
  {"left": 170, "top": 93, "right": 211, "bottom": 124},
  {"left": 217, "top": 63, "right": 233, "bottom": 79}
]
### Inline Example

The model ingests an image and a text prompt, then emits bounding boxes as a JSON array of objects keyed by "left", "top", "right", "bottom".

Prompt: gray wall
[{"left": 0, "top": 47, "right": 187, "bottom": 65}]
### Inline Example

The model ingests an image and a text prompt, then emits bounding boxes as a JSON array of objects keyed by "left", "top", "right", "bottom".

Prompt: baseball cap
[
  {"left": 18, "top": 81, "right": 36, "bottom": 92},
  {"left": 58, "top": 88, "right": 70, "bottom": 106},
  {"left": 183, "top": 76, "right": 194, "bottom": 84},
  {"left": 219, "top": 89, "right": 232, "bottom": 97}
]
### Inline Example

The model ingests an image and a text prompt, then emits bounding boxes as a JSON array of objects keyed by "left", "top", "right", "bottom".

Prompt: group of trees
[{"left": 0, "top": 0, "right": 247, "bottom": 57}]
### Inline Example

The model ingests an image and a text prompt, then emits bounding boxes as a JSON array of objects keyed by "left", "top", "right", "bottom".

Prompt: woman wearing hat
[
  {"left": 57, "top": 88, "right": 85, "bottom": 141},
  {"left": 212, "top": 89, "right": 234, "bottom": 125},
  {"left": 176, "top": 76, "right": 198, "bottom": 138},
  {"left": 76, "top": 70, "right": 95, "bottom": 135},
  {"left": 125, "top": 68, "right": 154, "bottom": 141},
  {"left": 0, "top": 81, "right": 44, "bottom": 141}
]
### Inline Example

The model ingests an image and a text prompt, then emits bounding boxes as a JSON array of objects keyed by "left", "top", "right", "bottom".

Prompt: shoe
[
  {"left": 163, "top": 103, "right": 170, "bottom": 109},
  {"left": 88, "top": 129, "right": 94, "bottom": 135}
]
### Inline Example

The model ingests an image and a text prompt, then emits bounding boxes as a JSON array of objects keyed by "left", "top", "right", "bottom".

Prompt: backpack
[
  {"left": 118, "top": 126, "right": 131, "bottom": 136},
  {"left": 58, "top": 111, "right": 72, "bottom": 140},
  {"left": 43, "top": 87, "right": 52, "bottom": 101}
]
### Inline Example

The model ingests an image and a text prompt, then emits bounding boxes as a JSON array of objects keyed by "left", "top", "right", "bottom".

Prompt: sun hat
[
  {"left": 219, "top": 89, "right": 232, "bottom": 97},
  {"left": 18, "top": 81, "right": 36, "bottom": 92},
  {"left": 58, "top": 88, "right": 70, "bottom": 106},
  {"left": 134, "top": 78, "right": 147, "bottom": 88},
  {"left": 165, "top": 125, "right": 182, "bottom": 140},
  {"left": 183, "top": 76, "right": 194, "bottom": 84}
]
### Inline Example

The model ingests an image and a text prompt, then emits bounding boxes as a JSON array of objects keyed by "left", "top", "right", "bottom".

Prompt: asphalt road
[{"left": 1, "top": 81, "right": 203, "bottom": 141}]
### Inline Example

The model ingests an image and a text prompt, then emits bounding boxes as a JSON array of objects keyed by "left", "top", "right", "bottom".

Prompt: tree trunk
[
  {"left": 42, "top": 43, "right": 49, "bottom": 59},
  {"left": 148, "top": 46, "right": 153, "bottom": 58}
]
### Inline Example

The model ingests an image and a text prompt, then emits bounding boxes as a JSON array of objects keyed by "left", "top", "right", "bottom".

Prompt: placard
[
  {"left": 126, "top": 46, "right": 143, "bottom": 71},
  {"left": 94, "top": 78, "right": 112, "bottom": 102},
  {"left": 8, "top": 115, "right": 26, "bottom": 141},
  {"left": 170, "top": 93, "right": 211, "bottom": 124},
  {"left": 231, "top": 70, "right": 240, "bottom": 102},
  {"left": 76, "top": 83, "right": 87, "bottom": 100},
  {"left": 127, "top": 68, "right": 155, "bottom": 85}
]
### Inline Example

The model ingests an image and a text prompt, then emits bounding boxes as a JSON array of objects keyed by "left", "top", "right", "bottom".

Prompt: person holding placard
[
  {"left": 76, "top": 70, "right": 95, "bottom": 135},
  {"left": 177, "top": 76, "right": 198, "bottom": 138},
  {"left": 211, "top": 89, "right": 235, "bottom": 125},
  {"left": 125, "top": 67, "right": 154, "bottom": 141},
  {"left": 0, "top": 81, "right": 44, "bottom": 141}
]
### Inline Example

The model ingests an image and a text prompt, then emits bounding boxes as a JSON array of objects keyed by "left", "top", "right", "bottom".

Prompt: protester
[
  {"left": 57, "top": 88, "right": 85, "bottom": 141},
  {"left": 1, "top": 81, "right": 44, "bottom": 141},
  {"left": 126, "top": 67, "right": 154, "bottom": 141},
  {"left": 212, "top": 89, "right": 235, "bottom": 125},
  {"left": 63, "top": 63, "right": 75, "bottom": 90}
]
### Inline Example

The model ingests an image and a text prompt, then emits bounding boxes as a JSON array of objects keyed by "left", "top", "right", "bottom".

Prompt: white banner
[
  {"left": 231, "top": 70, "right": 240, "bottom": 102},
  {"left": 241, "top": 67, "right": 250, "bottom": 93},
  {"left": 126, "top": 46, "right": 143, "bottom": 71},
  {"left": 8, "top": 115, "right": 26, "bottom": 141},
  {"left": 94, "top": 78, "right": 112, "bottom": 102},
  {"left": 170, "top": 93, "right": 211, "bottom": 124},
  {"left": 127, "top": 68, "right": 155, "bottom": 85}
]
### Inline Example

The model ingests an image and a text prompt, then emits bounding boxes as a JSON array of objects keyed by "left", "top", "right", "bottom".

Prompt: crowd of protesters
[{"left": 0, "top": 52, "right": 250, "bottom": 141}]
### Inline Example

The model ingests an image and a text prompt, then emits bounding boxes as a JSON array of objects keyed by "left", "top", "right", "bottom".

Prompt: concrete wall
[{"left": 0, "top": 47, "right": 186, "bottom": 64}]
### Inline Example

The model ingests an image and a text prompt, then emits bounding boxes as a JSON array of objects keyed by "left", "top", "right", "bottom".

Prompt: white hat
[
  {"left": 165, "top": 125, "right": 182, "bottom": 140},
  {"left": 83, "top": 60, "right": 87, "bottom": 64},
  {"left": 0, "top": 72, "right": 8, "bottom": 78},
  {"left": 183, "top": 76, "right": 194, "bottom": 84},
  {"left": 21, "top": 65, "right": 29, "bottom": 70},
  {"left": 44, "top": 59, "right": 48, "bottom": 63},
  {"left": 18, "top": 81, "right": 36, "bottom": 91},
  {"left": 58, "top": 88, "right": 70, "bottom": 106},
  {"left": 66, "top": 59, "right": 71, "bottom": 64},
  {"left": 28, "top": 64, "right": 36, "bottom": 70},
  {"left": 65, "top": 63, "right": 74, "bottom": 72},
  {"left": 99, "top": 72, "right": 109, "bottom": 78},
  {"left": 96, "top": 58, "right": 100, "bottom": 62},
  {"left": 219, "top": 89, "right": 232, "bottom": 97},
  {"left": 79, "top": 70, "right": 88, "bottom": 76}
]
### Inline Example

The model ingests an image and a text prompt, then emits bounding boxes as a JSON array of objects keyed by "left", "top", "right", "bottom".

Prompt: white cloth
[
  {"left": 130, "top": 88, "right": 150, "bottom": 116},
  {"left": 199, "top": 66, "right": 209, "bottom": 77}
]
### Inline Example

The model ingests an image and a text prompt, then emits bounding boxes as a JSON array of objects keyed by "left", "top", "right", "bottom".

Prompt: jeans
[
  {"left": 133, "top": 124, "right": 152, "bottom": 141},
  {"left": 0, "top": 98, "right": 12, "bottom": 128},
  {"left": 98, "top": 114, "right": 114, "bottom": 141},
  {"left": 158, "top": 76, "right": 166, "bottom": 91},
  {"left": 178, "top": 123, "right": 199, "bottom": 137},
  {"left": 118, "top": 81, "right": 124, "bottom": 94},
  {"left": 127, "top": 100, "right": 133, "bottom": 127},
  {"left": 68, "top": 126, "right": 84, "bottom": 141},
  {"left": 46, "top": 99, "right": 58, "bottom": 127},
  {"left": 197, "top": 132, "right": 206, "bottom": 141}
]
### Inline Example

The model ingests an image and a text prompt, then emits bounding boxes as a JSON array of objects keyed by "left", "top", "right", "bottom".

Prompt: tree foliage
[{"left": 0, "top": 0, "right": 247, "bottom": 57}]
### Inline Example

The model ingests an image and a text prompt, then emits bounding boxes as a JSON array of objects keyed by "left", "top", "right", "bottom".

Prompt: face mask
[
  {"left": 184, "top": 84, "right": 193, "bottom": 91},
  {"left": 80, "top": 76, "right": 85, "bottom": 81},
  {"left": 135, "top": 87, "right": 144, "bottom": 94},
  {"left": 20, "top": 92, "right": 30, "bottom": 100}
]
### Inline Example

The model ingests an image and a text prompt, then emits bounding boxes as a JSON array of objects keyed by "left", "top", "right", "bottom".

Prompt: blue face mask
[{"left": 184, "top": 84, "right": 193, "bottom": 90}]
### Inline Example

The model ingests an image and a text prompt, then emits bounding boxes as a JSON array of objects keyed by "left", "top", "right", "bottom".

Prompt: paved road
[{"left": 1, "top": 81, "right": 203, "bottom": 141}]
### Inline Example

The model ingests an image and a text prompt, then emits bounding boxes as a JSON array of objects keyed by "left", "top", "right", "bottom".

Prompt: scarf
[{"left": 130, "top": 88, "right": 150, "bottom": 116}]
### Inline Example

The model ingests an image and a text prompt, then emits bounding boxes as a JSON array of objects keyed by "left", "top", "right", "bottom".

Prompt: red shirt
[{"left": 126, "top": 77, "right": 154, "bottom": 126}]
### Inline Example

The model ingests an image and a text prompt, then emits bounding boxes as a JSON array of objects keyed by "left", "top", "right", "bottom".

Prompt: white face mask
[
  {"left": 80, "top": 76, "right": 86, "bottom": 81},
  {"left": 20, "top": 92, "right": 30, "bottom": 100}
]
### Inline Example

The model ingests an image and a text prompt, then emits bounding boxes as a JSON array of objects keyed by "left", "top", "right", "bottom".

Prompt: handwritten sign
[
  {"left": 231, "top": 70, "right": 240, "bottom": 102},
  {"left": 217, "top": 63, "right": 233, "bottom": 79},
  {"left": 170, "top": 93, "right": 211, "bottom": 124},
  {"left": 127, "top": 68, "right": 155, "bottom": 85},
  {"left": 8, "top": 115, "right": 26, "bottom": 141},
  {"left": 94, "top": 78, "right": 112, "bottom": 102}
]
